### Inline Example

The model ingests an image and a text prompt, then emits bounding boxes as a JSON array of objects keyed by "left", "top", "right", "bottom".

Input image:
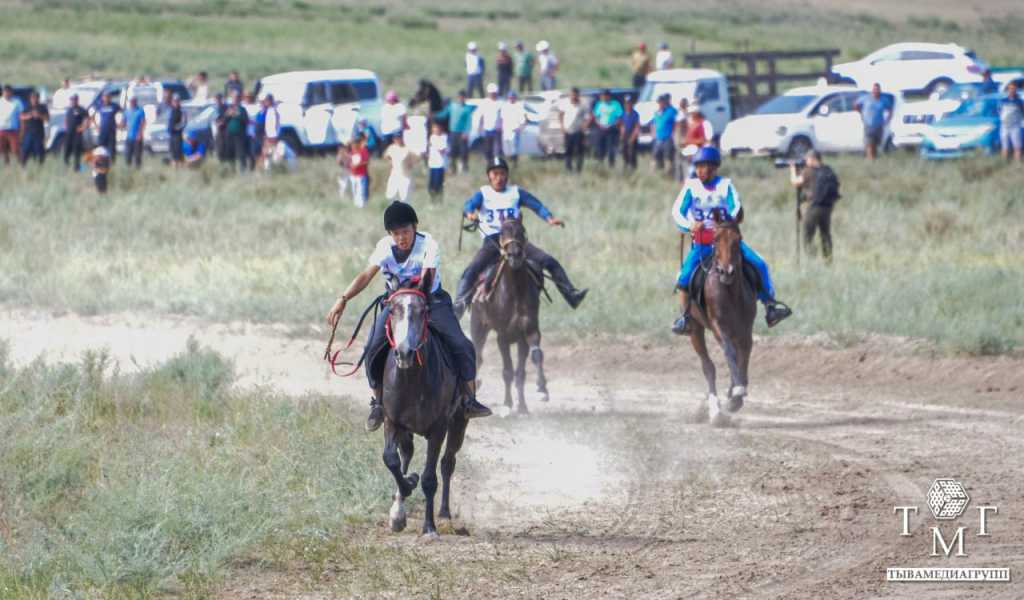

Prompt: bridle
[
  {"left": 323, "top": 287, "right": 429, "bottom": 377},
  {"left": 384, "top": 288, "right": 430, "bottom": 367}
]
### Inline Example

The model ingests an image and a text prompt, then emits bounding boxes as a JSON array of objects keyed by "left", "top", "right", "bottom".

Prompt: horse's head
[
  {"left": 386, "top": 288, "right": 429, "bottom": 369},
  {"left": 712, "top": 212, "right": 743, "bottom": 285},
  {"left": 499, "top": 218, "right": 528, "bottom": 270}
]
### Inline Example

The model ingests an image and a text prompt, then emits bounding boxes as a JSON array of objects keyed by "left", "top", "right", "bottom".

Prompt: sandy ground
[{"left": 4, "top": 308, "right": 1023, "bottom": 599}]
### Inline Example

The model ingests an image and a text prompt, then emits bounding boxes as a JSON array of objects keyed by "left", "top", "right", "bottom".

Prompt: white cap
[
  {"left": 486, "top": 82, "right": 499, "bottom": 94},
  {"left": 498, "top": 41, "right": 507, "bottom": 51},
  {"left": 536, "top": 40, "right": 550, "bottom": 52},
  {"left": 467, "top": 41, "right": 478, "bottom": 51}
]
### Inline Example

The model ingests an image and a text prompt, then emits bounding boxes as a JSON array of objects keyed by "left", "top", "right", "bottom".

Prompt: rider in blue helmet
[{"left": 670, "top": 145, "right": 792, "bottom": 334}]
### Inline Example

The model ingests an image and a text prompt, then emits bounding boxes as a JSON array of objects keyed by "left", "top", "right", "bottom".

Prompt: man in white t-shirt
[
  {"left": 326, "top": 202, "right": 491, "bottom": 431},
  {"left": 427, "top": 122, "right": 448, "bottom": 201},
  {"left": 500, "top": 90, "right": 527, "bottom": 165},
  {"left": 537, "top": 41, "right": 559, "bottom": 91},
  {"left": 474, "top": 82, "right": 503, "bottom": 163},
  {"left": 262, "top": 93, "right": 281, "bottom": 168},
  {"left": 557, "top": 87, "right": 589, "bottom": 172},
  {"left": 655, "top": 41, "right": 674, "bottom": 70},
  {"left": 379, "top": 90, "right": 407, "bottom": 146},
  {"left": 384, "top": 135, "right": 415, "bottom": 202},
  {"left": 465, "top": 41, "right": 485, "bottom": 98}
]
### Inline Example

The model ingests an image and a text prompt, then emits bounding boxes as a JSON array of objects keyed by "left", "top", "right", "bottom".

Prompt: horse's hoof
[
  {"left": 726, "top": 395, "right": 744, "bottom": 413},
  {"left": 517, "top": 405, "right": 530, "bottom": 416},
  {"left": 389, "top": 500, "right": 407, "bottom": 533},
  {"left": 498, "top": 405, "right": 512, "bottom": 418},
  {"left": 706, "top": 393, "right": 721, "bottom": 425},
  {"left": 438, "top": 509, "right": 451, "bottom": 520},
  {"left": 407, "top": 473, "right": 420, "bottom": 489},
  {"left": 421, "top": 530, "right": 441, "bottom": 542},
  {"left": 730, "top": 385, "right": 748, "bottom": 399},
  {"left": 692, "top": 403, "right": 709, "bottom": 423}
]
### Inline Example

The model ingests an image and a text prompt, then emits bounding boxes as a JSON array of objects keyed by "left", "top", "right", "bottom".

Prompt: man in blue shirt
[
  {"left": 182, "top": 131, "right": 207, "bottom": 166},
  {"left": 94, "top": 91, "right": 121, "bottom": 162},
  {"left": 122, "top": 97, "right": 146, "bottom": 169},
  {"left": 592, "top": 89, "right": 623, "bottom": 166},
  {"left": 652, "top": 94, "right": 678, "bottom": 174},
  {"left": 433, "top": 90, "right": 475, "bottom": 173},
  {"left": 854, "top": 83, "right": 892, "bottom": 160},
  {"left": 620, "top": 95, "right": 640, "bottom": 170}
]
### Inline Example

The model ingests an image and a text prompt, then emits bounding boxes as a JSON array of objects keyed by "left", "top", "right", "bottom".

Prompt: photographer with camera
[{"left": 787, "top": 150, "right": 840, "bottom": 262}]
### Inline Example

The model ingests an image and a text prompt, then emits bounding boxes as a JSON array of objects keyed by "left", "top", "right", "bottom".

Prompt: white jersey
[
  {"left": 671, "top": 176, "right": 742, "bottom": 236},
  {"left": 369, "top": 232, "right": 441, "bottom": 293},
  {"left": 477, "top": 185, "right": 522, "bottom": 237}
]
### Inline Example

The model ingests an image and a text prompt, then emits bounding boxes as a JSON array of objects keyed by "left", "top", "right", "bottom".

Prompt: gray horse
[
  {"left": 469, "top": 218, "right": 549, "bottom": 415},
  {"left": 380, "top": 288, "right": 468, "bottom": 538}
]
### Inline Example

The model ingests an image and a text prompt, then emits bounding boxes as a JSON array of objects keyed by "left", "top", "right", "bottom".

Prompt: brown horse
[
  {"left": 469, "top": 218, "right": 549, "bottom": 415},
  {"left": 687, "top": 216, "right": 757, "bottom": 426}
]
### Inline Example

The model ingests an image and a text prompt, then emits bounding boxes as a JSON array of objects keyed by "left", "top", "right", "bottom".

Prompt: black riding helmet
[
  {"left": 383, "top": 201, "right": 418, "bottom": 231},
  {"left": 486, "top": 156, "right": 509, "bottom": 175}
]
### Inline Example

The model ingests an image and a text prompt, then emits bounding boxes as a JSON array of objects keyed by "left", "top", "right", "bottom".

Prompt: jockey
[
  {"left": 671, "top": 146, "right": 793, "bottom": 334},
  {"left": 453, "top": 156, "right": 588, "bottom": 317},
  {"left": 326, "top": 201, "right": 492, "bottom": 432}
]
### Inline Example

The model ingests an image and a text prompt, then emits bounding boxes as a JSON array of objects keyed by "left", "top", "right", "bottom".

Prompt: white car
[
  {"left": 831, "top": 43, "right": 987, "bottom": 96},
  {"left": 255, "top": 69, "right": 381, "bottom": 152},
  {"left": 635, "top": 68, "right": 731, "bottom": 145},
  {"left": 721, "top": 84, "right": 894, "bottom": 157}
]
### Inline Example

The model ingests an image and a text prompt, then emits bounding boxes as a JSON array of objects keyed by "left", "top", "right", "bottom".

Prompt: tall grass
[{"left": 0, "top": 340, "right": 395, "bottom": 597}]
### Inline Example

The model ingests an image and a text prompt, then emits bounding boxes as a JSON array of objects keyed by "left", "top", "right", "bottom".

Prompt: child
[
  {"left": 336, "top": 142, "right": 352, "bottom": 199},
  {"left": 426, "top": 122, "right": 449, "bottom": 202},
  {"left": 347, "top": 134, "right": 370, "bottom": 208},
  {"left": 384, "top": 134, "right": 414, "bottom": 203},
  {"left": 90, "top": 146, "right": 112, "bottom": 194}
]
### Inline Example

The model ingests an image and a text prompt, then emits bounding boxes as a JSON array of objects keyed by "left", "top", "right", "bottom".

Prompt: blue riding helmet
[{"left": 693, "top": 146, "right": 721, "bottom": 166}]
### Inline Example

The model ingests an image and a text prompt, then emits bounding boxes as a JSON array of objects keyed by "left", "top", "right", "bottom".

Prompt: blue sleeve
[
  {"left": 519, "top": 189, "right": 553, "bottom": 220},
  {"left": 463, "top": 191, "right": 484, "bottom": 215},
  {"left": 432, "top": 104, "right": 450, "bottom": 120}
]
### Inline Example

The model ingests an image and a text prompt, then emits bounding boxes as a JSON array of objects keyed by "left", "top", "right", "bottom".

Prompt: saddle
[
  {"left": 471, "top": 260, "right": 546, "bottom": 306},
  {"left": 689, "top": 253, "right": 762, "bottom": 316}
]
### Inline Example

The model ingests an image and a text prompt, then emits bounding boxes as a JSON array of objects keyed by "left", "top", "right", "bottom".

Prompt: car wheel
[
  {"left": 787, "top": 137, "right": 812, "bottom": 158},
  {"left": 926, "top": 78, "right": 953, "bottom": 97},
  {"left": 48, "top": 134, "right": 65, "bottom": 156},
  {"left": 280, "top": 131, "right": 302, "bottom": 156}
]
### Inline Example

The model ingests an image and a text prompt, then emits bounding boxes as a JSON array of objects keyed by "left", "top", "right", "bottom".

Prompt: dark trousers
[
  {"left": 564, "top": 131, "right": 584, "bottom": 172},
  {"left": 518, "top": 75, "right": 533, "bottom": 93},
  {"left": 483, "top": 130, "right": 503, "bottom": 163},
  {"left": 124, "top": 139, "right": 143, "bottom": 169},
  {"left": 467, "top": 74, "right": 484, "bottom": 98},
  {"left": 803, "top": 205, "right": 834, "bottom": 261},
  {"left": 229, "top": 134, "right": 249, "bottom": 172},
  {"left": 455, "top": 235, "right": 580, "bottom": 306},
  {"left": 216, "top": 130, "right": 227, "bottom": 161},
  {"left": 64, "top": 133, "right": 84, "bottom": 170},
  {"left": 364, "top": 289, "right": 476, "bottom": 389},
  {"left": 20, "top": 133, "right": 45, "bottom": 165},
  {"left": 497, "top": 72, "right": 512, "bottom": 97},
  {"left": 170, "top": 133, "right": 184, "bottom": 163},
  {"left": 622, "top": 135, "right": 638, "bottom": 169},
  {"left": 596, "top": 127, "right": 619, "bottom": 166},
  {"left": 653, "top": 138, "right": 675, "bottom": 172},
  {"left": 98, "top": 130, "right": 117, "bottom": 163},
  {"left": 428, "top": 167, "right": 444, "bottom": 197},
  {"left": 449, "top": 133, "right": 468, "bottom": 173},
  {"left": 632, "top": 73, "right": 646, "bottom": 91},
  {"left": 94, "top": 172, "right": 108, "bottom": 193}
]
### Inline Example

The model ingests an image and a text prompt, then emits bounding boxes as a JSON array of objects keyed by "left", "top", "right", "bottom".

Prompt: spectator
[
  {"left": 262, "top": 94, "right": 281, "bottom": 169},
  {"left": 465, "top": 42, "right": 485, "bottom": 98},
  {"left": 557, "top": 87, "right": 588, "bottom": 173},
  {"left": 90, "top": 145, "right": 112, "bottom": 194},
  {"left": 93, "top": 91, "right": 121, "bottom": 163},
  {"left": 168, "top": 94, "right": 188, "bottom": 167},
  {"left": 655, "top": 41, "right": 674, "bottom": 71},
  {"left": 651, "top": 94, "right": 678, "bottom": 174},
  {"left": 182, "top": 131, "right": 207, "bottom": 167},
  {"left": 500, "top": 90, "right": 527, "bottom": 166},
  {"left": 854, "top": 83, "right": 892, "bottom": 160},
  {"left": 224, "top": 71, "right": 244, "bottom": 98},
  {"left": 379, "top": 90, "right": 407, "bottom": 147},
  {"left": 0, "top": 85, "right": 22, "bottom": 166},
  {"left": 384, "top": 134, "right": 415, "bottom": 203},
  {"left": 188, "top": 71, "right": 210, "bottom": 102},
  {"left": 592, "top": 88, "right": 623, "bottom": 167},
  {"left": 979, "top": 69, "right": 998, "bottom": 95},
  {"left": 345, "top": 133, "right": 370, "bottom": 207},
  {"left": 620, "top": 94, "right": 640, "bottom": 171},
  {"left": 790, "top": 150, "right": 840, "bottom": 261},
  {"left": 156, "top": 87, "right": 173, "bottom": 128},
  {"left": 674, "top": 97, "right": 689, "bottom": 148},
  {"left": 433, "top": 90, "right": 473, "bottom": 173},
  {"left": 537, "top": 41, "right": 559, "bottom": 91},
  {"left": 18, "top": 91, "right": 48, "bottom": 166},
  {"left": 213, "top": 93, "right": 228, "bottom": 162},
  {"left": 427, "top": 121, "right": 449, "bottom": 201},
  {"left": 680, "top": 104, "right": 713, "bottom": 179},
  {"left": 631, "top": 42, "right": 651, "bottom": 91},
  {"left": 515, "top": 41, "right": 534, "bottom": 93},
  {"left": 122, "top": 96, "right": 146, "bottom": 169},
  {"left": 224, "top": 90, "right": 249, "bottom": 172},
  {"left": 244, "top": 92, "right": 259, "bottom": 170},
  {"left": 475, "top": 83, "right": 503, "bottom": 163},
  {"left": 496, "top": 42, "right": 514, "bottom": 98},
  {"left": 60, "top": 78, "right": 71, "bottom": 91},
  {"left": 63, "top": 93, "right": 88, "bottom": 171},
  {"left": 1000, "top": 82, "right": 1023, "bottom": 163}
]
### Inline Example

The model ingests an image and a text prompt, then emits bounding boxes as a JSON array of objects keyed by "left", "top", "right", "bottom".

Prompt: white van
[
  {"left": 256, "top": 69, "right": 381, "bottom": 152},
  {"left": 635, "top": 69, "right": 731, "bottom": 146}
]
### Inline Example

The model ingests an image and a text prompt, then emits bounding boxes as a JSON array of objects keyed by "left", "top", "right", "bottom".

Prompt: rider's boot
[
  {"left": 460, "top": 380, "right": 492, "bottom": 419},
  {"left": 365, "top": 385, "right": 384, "bottom": 432},
  {"left": 764, "top": 299, "right": 793, "bottom": 327},
  {"left": 672, "top": 290, "right": 693, "bottom": 335},
  {"left": 453, "top": 274, "right": 473, "bottom": 319},
  {"left": 548, "top": 264, "right": 588, "bottom": 309}
]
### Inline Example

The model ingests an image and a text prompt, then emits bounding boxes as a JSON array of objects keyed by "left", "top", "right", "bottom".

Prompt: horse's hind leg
[
  {"left": 470, "top": 315, "right": 489, "bottom": 388},
  {"left": 527, "top": 329, "right": 548, "bottom": 402},
  {"left": 514, "top": 338, "right": 529, "bottom": 415},
  {"left": 439, "top": 415, "right": 468, "bottom": 520},
  {"left": 720, "top": 335, "right": 748, "bottom": 413},
  {"left": 383, "top": 424, "right": 419, "bottom": 533},
  {"left": 496, "top": 333, "right": 514, "bottom": 409},
  {"left": 689, "top": 325, "right": 720, "bottom": 424},
  {"left": 420, "top": 424, "right": 446, "bottom": 539}
]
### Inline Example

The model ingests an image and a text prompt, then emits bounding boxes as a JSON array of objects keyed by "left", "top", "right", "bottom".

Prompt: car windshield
[
  {"left": 946, "top": 98, "right": 997, "bottom": 119},
  {"left": 754, "top": 95, "right": 816, "bottom": 115},
  {"left": 940, "top": 84, "right": 981, "bottom": 102},
  {"left": 258, "top": 82, "right": 305, "bottom": 105},
  {"left": 52, "top": 85, "right": 103, "bottom": 110},
  {"left": 639, "top": 81, "right": 697, "bottom": 104}
]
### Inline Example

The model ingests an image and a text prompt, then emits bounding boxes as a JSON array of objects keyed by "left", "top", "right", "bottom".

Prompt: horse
[
  {"left": 378, "top": 287, "right": 468, "bottom": 538},
  {"left": 409, "top": 79, "right": 448, "bottom": 131},
  {"left": 686, "top": 214, "right": 757, "bottom": 427},
  {"left": 469, "top": 218, "right": 549, "bottom": 415}
]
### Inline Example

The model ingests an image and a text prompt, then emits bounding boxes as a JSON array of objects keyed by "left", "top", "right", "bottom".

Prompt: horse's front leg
[
  {"left": 398, "top": 431, "right": 414, "bottom": 475},
  {"left": 514, "top": 338, "right": 529, "bottom": 415},
  {"left": 470, "top": 313, "right": 489, "bottom": 389},
  {"left": 689, "top": 324, "right": 722, "bottom": 425},
  {"left": 496, "top": 332, "right": 514, "bottom": 409},
  {"left": 420, "top": 423, "right": 446, "bottom": 539},
  {"left": 383, "top": 423, "right": 419, "bottom": 533},
  {"left": 718, "top": 332, "right": 747, "bottom": 413},
  {"left": 526, "top": 329, "right": 548, "bottom": 402},
  {"left": 439, "top": 415, "right": 468, "bottom": 520}
]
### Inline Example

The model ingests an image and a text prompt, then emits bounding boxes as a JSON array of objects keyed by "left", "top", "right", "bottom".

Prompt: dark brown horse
[
  {"left": 687, "top": 216, "right": 756, "bottom": 427},
  {"left": 469, "top": 218, "right": 549, "bottom": 415},
  {"left": 380, "top": 288, "right": 467, "bottom": 538}
]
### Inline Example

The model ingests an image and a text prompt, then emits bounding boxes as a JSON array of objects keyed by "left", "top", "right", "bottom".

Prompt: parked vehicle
[
  {"left": 830, "top": 43, "right": 987, "bottom": 96},
  {"left": 46, "top": 79, "right": 129, "bottom": 153},
  {"left": 919, "top": 94, "right": 1012, "bottom": 159},
  {"left": 144, "top": 102, "right": 215, "bottom": 155},
  {"left": 635, "top": 69, "right": 731, "bottom": 147},
  {"left": 255, "top": 69, "right": 380, "bottom": 152},
  {"left": 721, "top": 84, "right": 895, "bottom": 157}
]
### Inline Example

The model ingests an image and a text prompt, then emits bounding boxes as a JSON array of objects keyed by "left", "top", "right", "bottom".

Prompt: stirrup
[
  {"left": 365, "top": 398, "right": 384, "bottom": 432},
  {"left": 671, "top": 315, "right": 692, "bottom": 336},
  {"left": 765, "top": 301, "right": 793, "bottom": 328}
]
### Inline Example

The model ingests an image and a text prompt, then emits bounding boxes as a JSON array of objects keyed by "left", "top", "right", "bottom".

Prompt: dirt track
[{"left": 6, "top": 309, "right": 1023, "bottom": 599}]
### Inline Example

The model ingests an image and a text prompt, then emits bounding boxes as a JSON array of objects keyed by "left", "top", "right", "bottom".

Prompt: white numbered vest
[{"left": 478, "top": 185, "right": 521, "bottom": 237}]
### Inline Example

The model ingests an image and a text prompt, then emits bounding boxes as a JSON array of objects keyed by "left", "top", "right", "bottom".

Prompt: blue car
[{"left": 920, "top": 93, "right": 1019, "bottom": 159}]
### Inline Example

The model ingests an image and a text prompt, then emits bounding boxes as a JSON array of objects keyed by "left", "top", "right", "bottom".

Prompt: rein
[
  {"left": 324, "top": 292, "right": 387, "bottom": 377},
  {"left": 383, "top": 288, "right": 430, "bottom": 367}
]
